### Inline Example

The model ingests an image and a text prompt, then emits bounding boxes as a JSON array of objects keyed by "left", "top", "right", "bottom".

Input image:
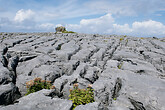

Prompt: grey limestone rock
[
  {"left": 8, "top": 56, "right": 19, "bottom": 72},
  {"left": 0, "top": 55, "right": 8, "bottom": 67},
  {"left": 0, "top": 89, "right": 72, "bottom": 110},
  {"left": 129, "top": 98, "right": 146, "bottom": 110},
  {"left": 0, "top": 33, "right": 165, "bottom": 109},
  {"left": 15, "top": 75, "right": 34, "bottom": 96},
  {"left": 0, "top": 83, "right": 21, "bottom": 105},
  {"left": 31, "top": 65, "right": 62, "bottom": 82},
  {"left": 74, "top": 102, "right": 100, "bottom": 110},
  {"left": 0, "top": 63, "right": 14, "bottom": 84},
  {"left": 2, "top": 47, "right": 8, "bottom": 55}
]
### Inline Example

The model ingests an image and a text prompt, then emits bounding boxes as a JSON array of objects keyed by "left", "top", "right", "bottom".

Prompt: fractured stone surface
[{"left": 0, "top": 33, "right": 165, "bottom": 110}]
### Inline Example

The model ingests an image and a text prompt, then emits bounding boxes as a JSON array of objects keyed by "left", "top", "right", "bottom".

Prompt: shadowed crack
[
  {"left": 123, "top": 59, "right": 137, "bottom": 65},
  {"left": 56, "top": 43, "right": 64, "bottom": 50},
  {"left": 45, "top": 89, "right": 63, "bottom": 98},
  {"left": 1, "top": 55, "right": 8, "bottom": 67},
  {"left": 60, "top": 79, "right": 68, "bottom": 92},
  {"left": 2, "top": 47, "right": 8, "bottom": 55},
  {"left": 112, "top": 78, "right": 122, "bottom": 99},
  {"left": 72, "top": 61, "right": 80, "bottom": 70},
  {"left": 19, "top": 55, "right": 37, "bottom": 62},
  {"left": 86, "top": 48, "right": 100, "bottom": 62},
  {"left": 102, "top": 41, "right": 120, "bottom": 70},
  {"left": 129, "top": 98, "right": 146, "bottom": 110},
  {"left": 51, "top": 40, "right": 58, "bottom": 46},
  {"left": 68, "top": 46, "right": 81, "bottom": 60}
]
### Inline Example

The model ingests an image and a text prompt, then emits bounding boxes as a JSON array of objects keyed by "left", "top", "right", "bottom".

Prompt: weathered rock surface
[
  {"left": 74, "top": 102, "right": 100, "bottom": 110},
  {"left": 55, "top": 26, "right": 66, "bottom": 33},
  {"left": 0, "top": 89, "right": 72, "bottom": 110},
  {"left": 0, "top": 63, "right": 14, "bottom": 84},
  {"left": 0, "top": 32, "right": 165, "bottom": 110},
  {"left": 0, "top": 83, "right": 21, "bottom": 105}
]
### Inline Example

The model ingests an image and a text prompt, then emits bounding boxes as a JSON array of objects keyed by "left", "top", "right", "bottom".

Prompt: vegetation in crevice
[
  {"left": 69, "top": 84, "right": 95, "bottom": 110},
  {"left": 120, "top": 37, "right": 124, "bottom": 41},
  {"left": 25, "top": 77, "right": 55, "bottom": 95},
  {"left": 112, "top": 78, "right": 122, "bottom": 100},
  {"left": 118, "top": 62, "right": 123, "bottom": 69}
]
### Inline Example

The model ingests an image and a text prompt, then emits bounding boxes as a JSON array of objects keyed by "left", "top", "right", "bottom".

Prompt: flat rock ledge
[{"left": 0, "top": 32, "right": 165, "bottom": 110}]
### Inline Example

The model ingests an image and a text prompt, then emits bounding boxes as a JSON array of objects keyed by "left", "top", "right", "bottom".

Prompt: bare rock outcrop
[{"left": 55, "top": 26, "right": 66, "bottom": 33}]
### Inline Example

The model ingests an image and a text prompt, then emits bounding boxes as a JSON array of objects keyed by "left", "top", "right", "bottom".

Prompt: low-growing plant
[
  {"left": 69, "top": 84, "right": 95, "bottom": 109},
  {"left": 126, "top": 39, "right": 128, "bottom": 43},
  {"left": 118, "top": 62, "right": 123, "bottom": 69},
  {"left": 120, "top": 37, "right": 124, "bottom": 41},
  {"left": 62, "top": 30, "right": 75, "bottom": 33},
  {"left": 25, "top": 77, "right": 55, "bottom": 95}
]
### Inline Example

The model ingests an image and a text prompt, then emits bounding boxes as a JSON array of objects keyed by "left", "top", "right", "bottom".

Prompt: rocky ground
[{"left": 0, "top": 32, "right": 165, "bottom": 110}]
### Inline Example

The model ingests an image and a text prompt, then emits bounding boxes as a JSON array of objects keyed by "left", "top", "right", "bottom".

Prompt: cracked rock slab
[{"left": 0, "top": 89, "right": 72, "bottom": 110}]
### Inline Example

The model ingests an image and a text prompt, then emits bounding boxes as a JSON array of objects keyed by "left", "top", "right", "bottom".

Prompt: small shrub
[
  {"left": 118, "top": 62, "right": 123, "bottom": 69},
  {"left": 69, "top": 84, "right": 95, "bottom": 109},
  {"left": 25, "top": 77, "right": 55, "bottom": 95},
  {"left": 140, "top": 37, "right": 144, "bottom": 39},
  {"left": 124, "top": 35, "right": 127, "bottom": 37},
  {"left": 120, "top": 38, "right": 124, "bottom": 41}
]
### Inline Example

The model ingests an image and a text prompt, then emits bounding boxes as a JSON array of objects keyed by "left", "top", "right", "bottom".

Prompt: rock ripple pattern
[{"left": 0, "top": 33, "right": 165, "bottom": 110}]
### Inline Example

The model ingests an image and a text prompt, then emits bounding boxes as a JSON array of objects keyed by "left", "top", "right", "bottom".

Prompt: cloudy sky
[{"left": 0, "top": 0, "right": 165, "bottom": 37}]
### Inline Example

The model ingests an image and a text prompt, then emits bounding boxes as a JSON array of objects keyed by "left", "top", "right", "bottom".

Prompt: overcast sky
[{"left": 0, "top": 0, "right": 165, "bottom": 37}]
